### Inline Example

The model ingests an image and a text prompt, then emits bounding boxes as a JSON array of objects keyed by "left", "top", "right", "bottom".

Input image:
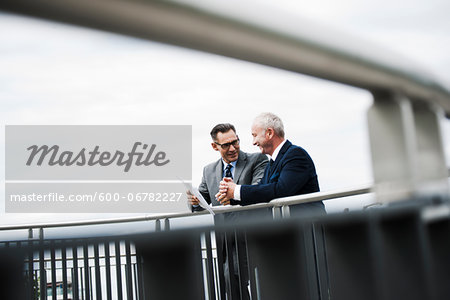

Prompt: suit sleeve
[
  {"left": 251, "top": 154, "right": 268, "bottom": 185},
  {"left": 241, "top": 148, "right": 314, "bottom": 205},
  {"left": 191, "top": 167, "right": 211, "bottom": 212}
]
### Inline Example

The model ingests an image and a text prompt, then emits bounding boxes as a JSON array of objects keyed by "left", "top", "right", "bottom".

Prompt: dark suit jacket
[{"left": 240, "top": 140, "right": 325, "bottom": 216}]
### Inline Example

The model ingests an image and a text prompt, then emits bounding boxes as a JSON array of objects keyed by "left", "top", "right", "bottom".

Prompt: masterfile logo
[
  {"left": 6, "top": 125, "right": 191, "bottom": 180},
  {"left": 26, "top": 142, "right": 170, "bottom": 172},
  {"left": 5, "top": 125, "right": 192, "bottom": 213}
]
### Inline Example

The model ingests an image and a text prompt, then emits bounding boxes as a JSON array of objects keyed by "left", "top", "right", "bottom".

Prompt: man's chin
[{"left": 227, "top": 154, "right": 238, "bottom": 161}]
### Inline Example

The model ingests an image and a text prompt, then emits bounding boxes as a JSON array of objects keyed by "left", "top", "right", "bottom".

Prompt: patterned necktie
[
  {"left": 269, "top": 159, "right": 274, "bottom": 169},
  {"left": 225, "top": 164, "right": 233, "bottom": 179}
]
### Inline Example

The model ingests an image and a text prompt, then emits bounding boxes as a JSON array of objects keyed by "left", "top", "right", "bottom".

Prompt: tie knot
[
  {"left": 225, "top": 164, "right": 233, "bottom": 179},
  {"left": 269, "top": 159, "right": 274, "bottom": 167}
]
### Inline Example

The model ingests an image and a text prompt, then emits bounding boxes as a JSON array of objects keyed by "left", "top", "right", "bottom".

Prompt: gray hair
[{"left": 253, "top": 112, "right": 285, "bottom": 138}]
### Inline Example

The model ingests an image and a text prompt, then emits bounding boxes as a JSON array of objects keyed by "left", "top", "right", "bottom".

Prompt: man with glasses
[{"left": 188, "top": 123, "right": 267, "bottom": 300}]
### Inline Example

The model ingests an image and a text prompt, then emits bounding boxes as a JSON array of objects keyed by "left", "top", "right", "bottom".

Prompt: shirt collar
[
  {"left": 270, "top": 139, "right": 287, "bottom": 162},
  {"left": 222, "top": 159, "right": 237, "bottom": 170}
]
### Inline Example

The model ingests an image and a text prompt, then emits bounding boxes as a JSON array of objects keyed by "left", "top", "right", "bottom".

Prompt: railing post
[
  {"left": 164, "top": 218, "right": 170, "bottom": 231},
  {"left": 281, "top": 205, "right": 290, "bottom": 218},
  {"left": 368, "top": 90, "right": 449, "bottom": 202},
  {"left": 28, "top": 228, "right": 33, "bottom": 240},
  {"left": 367, "top": 91, "right": 418, "bottom": 202},
  {"left": 72, "top": 245, "right": 79, "bottom": 300},
  {"left": 94, "top": 242, "right": 102, "bottom": 300},
  {"left": 115, "top": 241, "right": 123, "bottom": 300},
  {"left": 272, "top": 206, "right": 282, "bottom": 219},
  {"left": 39, "top": 236, "right": 46, "bottom": 300},
  {"left": 155, "top": 219, "right": 161, "bottom": 232},
  {"left": 50, "top": 243, "right": 56, "bottom": 300},
  {"left": 203, "top": 231, "right": 216, "bottom": 300},
  {"left": 125, "top": 240, "right": 133, "bottom": 300},
  {"left": 104, "top": 242, "right": 112, "bottom": 300},
  {"left": 411, "top": 101, "right": 449, "bottom": 195}
]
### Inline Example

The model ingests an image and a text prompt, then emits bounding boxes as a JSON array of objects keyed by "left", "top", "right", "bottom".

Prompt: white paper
[
  {"left": 180, "top": 178, "right": 215, "bottom": 215},
  {"left": 191, "top": 186, "right": 215, "bottom": 215}
]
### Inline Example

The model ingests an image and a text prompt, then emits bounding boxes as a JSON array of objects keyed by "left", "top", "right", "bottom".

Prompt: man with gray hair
[{"left": 218, "top": 112, "right": 325, "bottom": 216}]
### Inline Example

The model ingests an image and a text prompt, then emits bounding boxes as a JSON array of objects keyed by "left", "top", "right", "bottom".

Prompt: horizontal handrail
[
  {"left": 0, "top": 184, "right": 372, "bottom": 231},
  {"left": 1, "top": 0, "right": 449, "bottom": 114}
]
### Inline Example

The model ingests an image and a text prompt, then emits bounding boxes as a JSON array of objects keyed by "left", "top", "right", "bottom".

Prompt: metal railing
[
  {"left": 2, "top": 194, "right": 449, "bottom": 300},
  {"left": 0, "top": 185, "right": 372, "bottom": 300},
  {"left": 0, "top": 184, "right": 372, "bottom": 237}
]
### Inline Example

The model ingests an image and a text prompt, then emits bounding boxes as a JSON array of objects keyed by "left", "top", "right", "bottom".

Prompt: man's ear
[
  {"left": 211, "top": 142, "right": 219, "bottom": 151},
  {"left": 266, "top": 128, "right": 274, "bottom": 139}
]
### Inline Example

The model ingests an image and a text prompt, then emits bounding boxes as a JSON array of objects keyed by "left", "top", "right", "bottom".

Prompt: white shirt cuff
[{"left": 234, "top": 185, "right": 241, "bottom": 201}]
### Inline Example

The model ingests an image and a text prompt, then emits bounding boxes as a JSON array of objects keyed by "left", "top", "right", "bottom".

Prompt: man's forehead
[
  {"left": 251, "top": 123, "right": 263, "bottom": 132},
  {"left": 216, "top": 130, "right": 237, "bottom": 142}
]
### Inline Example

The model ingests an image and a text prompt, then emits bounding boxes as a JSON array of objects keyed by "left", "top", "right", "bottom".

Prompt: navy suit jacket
[{"left": 240, "top": 140, "right": 325, "bottom": 216}]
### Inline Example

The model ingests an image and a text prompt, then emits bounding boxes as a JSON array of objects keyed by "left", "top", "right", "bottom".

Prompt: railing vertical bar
[
  {"left": 164, "top": 218, "right": 170, "bottom": 231},
  {"left": 125, "top": 240, "right": 133, "bottom": 300},
  {"left": 83, "top": 243, "right": 90, "bottom": 300},
  {"left": 213, "top": 257, "right": 221, "bottom": 300},
  {"left": 204, "top": 230, "right": 216, "bottom": 300},
  {"left": 62, "top": 242, "right": 68, "bottom": 300},
  {"left": 235, "top": 229, "right": 248, "bottom": 300},
  {"left": 272, "top": 206, "right": 282, "bottom": 219},
  {"left": 104, "top": 241, "right": 112, "bottom": 300},
  {"left": 137, "top": 250, "right": 145, "bottom": 300},
  {"left": 94, "top": 242, "right": 102, "bottom": 300},
  {"left": 133, "top": 263, "right": 139, "bottom": 300},
  {"left": 70, "top": 269, "right": 74, "bottom": 300},
  {"left": 215, "top": 230, "right": 226, "bottom": 300},
  {"left": 80, "top": 267, "right": 84, "bottom": 300},
  {"left": 51, "top": 244, "right": 57, "bottom": 300},
  {"left": 155, "top": 219, "right": 161, "bottom": 231},
  {"left": 224, "top": 230, "right": 238, "bottom": 298},
  {"left": 73, "top": 245, "right": 79, "bottom": 300},
  {"left": 89, "top": 266, "right": 94, "bottom": 300},
  {"left": 115, "top": 241, "right": 123, "bottom": 300},
  {"left": 39, "top": 228, "right": 46, "bottom": 300},
  {"left": 39, "top": 243, "right": 46, "bottom": 300},
  {"left": 28, "top": 242, "right": 35, "bottom": 299},
  {"left": 281, "top": 205, "right": 290, "bottom": 218},
  {"left": 34, "top": 269, "right": 40, "bottom": 300}
]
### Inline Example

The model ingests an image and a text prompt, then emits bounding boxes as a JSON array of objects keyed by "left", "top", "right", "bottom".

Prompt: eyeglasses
[{"left": 215, "top": 138, "right": 240, "bottom": 150}]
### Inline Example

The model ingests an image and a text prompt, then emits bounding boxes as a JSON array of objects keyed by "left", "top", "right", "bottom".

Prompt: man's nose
[{"left": 229, "top": 144, "right": 236, "bottom": 151}]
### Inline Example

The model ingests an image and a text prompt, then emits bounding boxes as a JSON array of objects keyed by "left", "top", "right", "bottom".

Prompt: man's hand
[
  {"left": 186, "top": 190, "right": 200, "bottom": 206},
  {"left": 217, "top": 177, "right": 236, "bottom": 205}
]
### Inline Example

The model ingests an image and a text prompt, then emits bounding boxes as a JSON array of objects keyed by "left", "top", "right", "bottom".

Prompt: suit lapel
[
  {"left": 233, "top": 151, "right": 247, "bottom": 184},
  {"left": 215, "top": 159, "right": 223, "bottom": 185},
  {"left": 262, "top": 165, "right": 271, "bottom": 184},
  {"left": 268, "top": 140, "right": 292, "bottom": 179}
]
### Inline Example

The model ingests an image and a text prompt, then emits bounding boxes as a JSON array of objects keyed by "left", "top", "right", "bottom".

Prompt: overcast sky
[{"left": 0, "top": 0, "right": 449, "bottom": 230}]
